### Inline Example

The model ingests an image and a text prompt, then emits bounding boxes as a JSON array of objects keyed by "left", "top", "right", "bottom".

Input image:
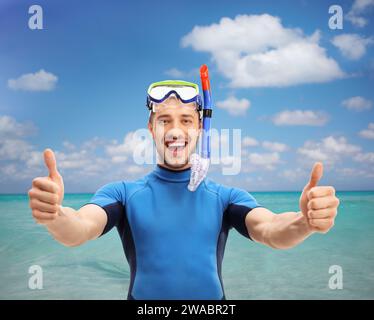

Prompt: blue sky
[{"left": 0, "top": 0, "right": 373, "bottom": 193}]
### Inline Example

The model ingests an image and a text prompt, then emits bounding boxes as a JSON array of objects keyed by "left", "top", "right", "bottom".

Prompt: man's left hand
[{"left": 299, "top": 162, "right": 340, "bottom": 234}]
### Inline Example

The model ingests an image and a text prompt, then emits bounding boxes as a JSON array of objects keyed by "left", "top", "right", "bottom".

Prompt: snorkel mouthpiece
[{"left": 188, "top": 65, "right": 213, "bottom": 192}]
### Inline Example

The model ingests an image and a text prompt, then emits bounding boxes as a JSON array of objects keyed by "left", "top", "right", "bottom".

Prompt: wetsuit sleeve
[
  {"left": 85, "top": 182, "right": 125, "bottom": 236},
  {"left": 225, "top": 187, "right": 263, "bottom": 240}
]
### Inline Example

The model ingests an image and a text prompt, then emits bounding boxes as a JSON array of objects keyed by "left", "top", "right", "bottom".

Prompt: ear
[
  {"left": 198, "top": 117, "right": 202, "bottom": 132},
  {"left": 148, "top": 120, "right": 155, "bottom": 139}
]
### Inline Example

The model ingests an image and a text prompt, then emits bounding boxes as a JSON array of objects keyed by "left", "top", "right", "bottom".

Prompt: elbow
[
  {"left": 269, "top": 243, "right": 296, "bottom": 250},
  {"left": 264, "top": 236, "right": 297, "bottom": 250},
  {"left": 53, "top": 236, "right": 86, "bottom": 247},
  {"left": 61, "top": 241, "right": 83, "bottom": 248}
]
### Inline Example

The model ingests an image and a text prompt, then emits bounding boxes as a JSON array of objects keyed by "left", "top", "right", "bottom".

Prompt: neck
[
  {"left": 153, "top": 164, "right": 191, "bottom": 182},
  {"left": 157, "top": 163, "right": 191, "bottom": 171}
]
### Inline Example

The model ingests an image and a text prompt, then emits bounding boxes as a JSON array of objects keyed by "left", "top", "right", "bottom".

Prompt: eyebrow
[
  {"left": 156, "top": 114, "right": 195, "bottom": 120},
  {"left": 156, "top": 114, "right": 171, "bottom": 120},
  {"left": 180, "top": 114, "right": 194, "bottom": 119}
]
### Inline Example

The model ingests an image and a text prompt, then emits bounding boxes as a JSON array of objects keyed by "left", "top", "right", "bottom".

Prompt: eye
[
  {"left": 182, "top": 119, "right": 193, "bottom": 125},
  {"left": 158, "top": 119, "right": 170, "bottom": 125}
]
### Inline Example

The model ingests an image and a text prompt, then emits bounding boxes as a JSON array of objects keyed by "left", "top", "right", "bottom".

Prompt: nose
[{"left": 165, "top": 127, "right": 185, "bottom": 141}]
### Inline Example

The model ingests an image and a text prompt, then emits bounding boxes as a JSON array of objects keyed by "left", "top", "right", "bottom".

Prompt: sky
[{"left": 0, "top": 0, "right": 373, "bottom": 193}]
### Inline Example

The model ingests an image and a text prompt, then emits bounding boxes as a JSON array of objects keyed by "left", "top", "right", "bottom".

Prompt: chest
[{"left": 125, "top": 183, "right": 224, "bottom": 241}]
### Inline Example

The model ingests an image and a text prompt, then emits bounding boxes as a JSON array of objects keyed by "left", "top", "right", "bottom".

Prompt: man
[{"left": 28, "top": 80, "right": 340, "bottom": 300}]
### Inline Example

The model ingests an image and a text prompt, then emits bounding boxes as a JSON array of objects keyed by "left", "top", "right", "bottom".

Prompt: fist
[
  {"left": 28, "top": 149, "right": 64, "bottom": 224},
  {"left": 299, "top": 162, "right": 340, "bottom": 234}
]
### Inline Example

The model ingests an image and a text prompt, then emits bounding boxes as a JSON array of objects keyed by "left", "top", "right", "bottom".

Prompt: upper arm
[
  {"left": 225, "top": 187, "right": 263, "bottom": 240},
  {"left": 81, "top": 181, "right": 126, "bottom": 237},
  {"left": 245, "top": 207, "right": 276, "bottom": 243}
]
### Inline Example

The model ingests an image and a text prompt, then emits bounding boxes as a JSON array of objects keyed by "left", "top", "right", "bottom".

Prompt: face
[{"left": 148, "top": 96, "right": 201, "bottom": 170}]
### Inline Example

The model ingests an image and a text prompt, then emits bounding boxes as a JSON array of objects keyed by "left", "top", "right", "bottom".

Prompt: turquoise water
[{"left": 0, "top": 191, "right": 373, "bottom": 300}]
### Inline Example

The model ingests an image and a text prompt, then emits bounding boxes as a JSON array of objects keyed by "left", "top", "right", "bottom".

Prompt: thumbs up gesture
[
  {"left": 299, "top": 162, "right": 340, "bottom": 234},
  {"left": 28, "top": 149, "right": 65, "bottom": 224}
]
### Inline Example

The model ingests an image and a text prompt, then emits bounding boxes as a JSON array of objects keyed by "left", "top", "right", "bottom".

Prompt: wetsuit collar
[{"left": 153, "top": 165, "right": 191, "bottom": 182}]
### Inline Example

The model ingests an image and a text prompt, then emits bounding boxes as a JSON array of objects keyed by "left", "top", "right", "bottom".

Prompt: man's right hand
[{"left": 28, "top": 148, "right": 65, "bottom": 224}]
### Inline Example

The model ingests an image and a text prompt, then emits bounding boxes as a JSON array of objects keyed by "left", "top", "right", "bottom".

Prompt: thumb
[
  {"left": 43, "top": 148, "right": 60, "bottom": 180},
  {"left": 305, "top": 162, "right": 323, "bottom": 190}
]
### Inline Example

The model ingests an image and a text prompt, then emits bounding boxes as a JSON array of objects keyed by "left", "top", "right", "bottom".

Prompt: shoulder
[
  {"left": 92, "top": 181, "right": 125, "bottom": 203},
  {"left": 121, "top": 174, "right": 150, "bottom": 201},
  {"left": 202, "top": 179, "right": 260, "bottom": 208},
  {"left": 96, "top": 181, "right": 125, "bottom": 196},
  {"left": 94, "top": 174, "right": 149, "bottom": 203}
]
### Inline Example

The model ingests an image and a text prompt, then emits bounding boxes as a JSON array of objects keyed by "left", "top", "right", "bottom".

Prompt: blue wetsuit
[{"left": 86, "top": 165, "right": 262, "bottom": 300}]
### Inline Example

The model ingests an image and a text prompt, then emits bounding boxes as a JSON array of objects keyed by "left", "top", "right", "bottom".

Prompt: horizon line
[{"left": 0, "top": 189, "right": 374, "bottom": 196}]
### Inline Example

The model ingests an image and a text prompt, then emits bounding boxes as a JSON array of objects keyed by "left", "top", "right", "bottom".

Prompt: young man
[{"left": 28, "top": 80, "right": 340, "bottom": 300}]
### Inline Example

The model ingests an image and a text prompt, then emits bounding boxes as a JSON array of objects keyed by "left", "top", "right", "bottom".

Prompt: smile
[{"left": 164, "top": 140, "right": 188, "bottom": 155}]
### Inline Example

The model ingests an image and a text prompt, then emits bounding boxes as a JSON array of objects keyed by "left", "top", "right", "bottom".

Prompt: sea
[{"left": 0, "top": 191, "right": 373, "bottom": 299}]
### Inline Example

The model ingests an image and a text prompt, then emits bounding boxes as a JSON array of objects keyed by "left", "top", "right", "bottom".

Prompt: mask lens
[
  {"left": 152, "top": 98, "right": 198, "bottom": 113},
  {"left": 149, "top": 85, "right": 198, "bottom": 101},
  {"left": 149, "top": 86, "right": 172, "bottom": 100},
  {"left": 175, "top": 86, "right": 198, "bottom": 100}
]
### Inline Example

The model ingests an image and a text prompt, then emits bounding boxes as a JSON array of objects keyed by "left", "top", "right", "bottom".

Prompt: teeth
[{"left": 167, "top": 142, "right": 185, "bottom": 148}]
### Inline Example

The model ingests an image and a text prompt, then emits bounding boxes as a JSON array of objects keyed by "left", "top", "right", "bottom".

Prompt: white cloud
[
  {"left": 0, "top": 139, "right": 33, "bottom": 161},
  {"left": 0, "top": 115, "right": 36, "bottom": 138},
  {"left": 272, "top": 110, "right": 329, "bottom": 126},
  {"left": 8, "top": 69, "right": 58, "bottom": 91},
  {"left": 126, "top": 165, "right": 147, "bottom": 174},
  {"left": 106, "top": 131, "right": 153, "bottom": 163},
  {"left": 352, "top": 0, "right": 374, "bottom": 12},
  {"left": 346, "top": 15, "right": 367, "bottom": 28},
  {"left": 0, "top": 116, "right": 37, "bottom": 163},
  {"left": 346, "top": 0, "right": 374, "bottom": 27},
  {"left": 0, "top": 164, "right": 18, "bottom": 178},
  {"left": 298, "top": 147, "right": 330, "bottom": 162},
  {"left": 106, "top": 132, "right": 139, "bottom": 159},
  {"left": 335, "top": 167, "right": 374, "bottom": 179},
  {"left": 323, "top": 136, "right": 360, "bottom": 153},
  {"left": 164, "top": 68, "right": 185, "bottom": 78},
  {"left": 62, "top": 141, "right": 76, "bottom": 151},
  {"left": 164, "top": 68, "right": 199, "bottom": 79},
  {"left": 297, "top": 136, "right": 361, "bottom": 165},
  {"left": 262, "top": 141, "right": 289, "bottom": 152},
  {"left": 331, "top": 34, "right": 373, "bottom": 60},
  {"left": 181, "top": 14, "right": 345, "bottom": 88},
  {"left": 216, "top": 96, "right": 250, "bottom": 116},
  {"left": 359, "top": 123, "right": 374, "bottom": 139},
  {"left": 0, "top": 116, "right": 43, "bottom": 181},
  {"left": 354, "top": 152, "right": 374, "bottom": 163},
  {"left": 56, "top": 150, "right": 91, "bottom": 170},
  {"left": 248, "top": 152, "right": 281, "bottom": 170},
  {"left": 82, "top": 137, "right": 107, "bottom": 151},
  {"left": 25, "top": 151, "right": 43, "bottom": 168},
  {"left": 0, "top": 117, "right": 152, "bottom": 189},
  {"left": 279, "top": 167, "right": 306, "bottom": 182},
  {"left": 50, "top": 134, "right": 150, "bottom": 177},
  {"left": 342, "top": 96, "right": 373, "bottom": 111},
  {"left": 336, "top": 167, "right": 357, "bottom": 176},
  {"left": 242, "top": 136, "right": 259, "bottom": 147}
]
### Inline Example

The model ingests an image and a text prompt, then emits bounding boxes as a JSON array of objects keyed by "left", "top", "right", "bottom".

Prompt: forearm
[
  {"left": 263, "top": 211, "right": 314, "bottom": 249},
  {"left": 44, "top": 206, "right": 90, "bottom": 247}
]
